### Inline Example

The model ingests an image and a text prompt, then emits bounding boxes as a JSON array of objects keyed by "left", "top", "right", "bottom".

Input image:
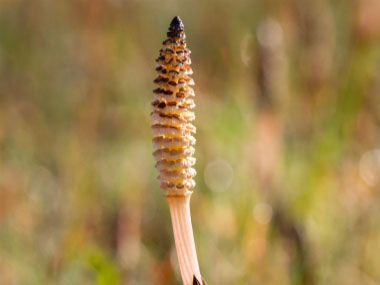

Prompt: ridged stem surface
[{"left": 166, "top": 193, "right": 201, "bottom": 285}]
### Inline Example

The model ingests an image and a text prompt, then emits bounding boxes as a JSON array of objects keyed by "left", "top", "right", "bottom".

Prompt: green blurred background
[{"left": 1, "top": 0, "right": 380, "bottom": 284}]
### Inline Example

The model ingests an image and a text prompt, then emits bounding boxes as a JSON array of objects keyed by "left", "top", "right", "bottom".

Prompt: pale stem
[{"left": 166, "top": 193, "right": 202, "bottom": 285}]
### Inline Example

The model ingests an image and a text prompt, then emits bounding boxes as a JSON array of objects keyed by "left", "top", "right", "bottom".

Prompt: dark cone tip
[{"left": 170, "top": 16, "right": 184, "bottom": 29}]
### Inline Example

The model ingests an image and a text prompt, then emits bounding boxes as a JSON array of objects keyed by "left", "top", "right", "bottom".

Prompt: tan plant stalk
[{"left": 151, "top": 16, "right": 204, "bottom": 285}]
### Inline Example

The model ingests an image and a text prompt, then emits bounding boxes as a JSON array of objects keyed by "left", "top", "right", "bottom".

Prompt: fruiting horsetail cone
[{"left": 151, "top": 16, "right": 196, "bottom": 196}]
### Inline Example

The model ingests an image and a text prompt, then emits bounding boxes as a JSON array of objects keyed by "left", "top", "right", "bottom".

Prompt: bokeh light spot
[
  {"left": 253, "top": 203, "right": 273, "bottom": 224},
  {"left": 359, "top": 149, "right": 380, "bottom": 186},
  {"left": 204, "top": 158, "right": 234, "bottom": 192}
]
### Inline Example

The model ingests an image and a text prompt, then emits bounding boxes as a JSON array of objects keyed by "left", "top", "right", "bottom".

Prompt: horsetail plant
[{"left": 151, "top": 16, "right": 205, "bottom": 285}]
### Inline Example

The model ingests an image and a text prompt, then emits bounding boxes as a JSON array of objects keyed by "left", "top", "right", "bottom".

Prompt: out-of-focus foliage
[{"left": 1, "top": 0, "right": 380, "bottom": 284}]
